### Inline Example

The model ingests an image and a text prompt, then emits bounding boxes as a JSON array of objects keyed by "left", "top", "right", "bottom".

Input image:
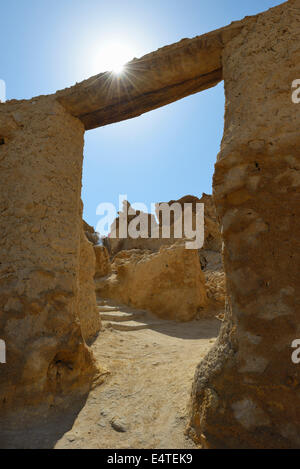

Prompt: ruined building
[{"left": 0, "top": 0, "right": 299, "bottom": 448}]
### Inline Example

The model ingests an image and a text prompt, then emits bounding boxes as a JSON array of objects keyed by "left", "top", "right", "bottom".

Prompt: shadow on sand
[
  {"left": 0, "top": 393, "right": 89, "bottom": 449},
  {"left": 0, "top": 314, "right": 221, "bottom": 449}
]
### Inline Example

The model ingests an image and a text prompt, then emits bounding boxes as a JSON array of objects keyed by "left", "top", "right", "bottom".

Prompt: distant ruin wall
[
  {"left": 0, "top": 97, "right": 98, "bottom": 413},
  {"left": 96, "top": 245, "right": 208, "bottom": 321},
  {"left": 189, "top": 0, "right": 300, "bottom": 448},
  {"left": 94, "top": 245, "right": 111, "bottom": 278},
  {"left": 107, "top": 194, "right": 221, "bottom": 256}
]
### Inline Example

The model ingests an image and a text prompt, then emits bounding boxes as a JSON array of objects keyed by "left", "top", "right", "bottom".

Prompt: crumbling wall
[
  {"left": 96, "top": 244, "right": 208, "bottom": 321},
  {"left": 94, "top": 245, "right": 111, "bottom": 278},
  {"left": 107, "top": 194, "right": 221, "bottom": 256},
  {"left": 0, "top": 1, "right": 298, "bottom": 448},
  {"left": 78, "top": 223, "right": 101, "bottom": 342},
  {"left": 189, "top": 0, "right": 300, "bottom": 448},
  {"left": 0, "top": 97, "right": 99, "bottom": 414},
  {"left": 83, "top": 220, "right": 99, "bottom": 245}
]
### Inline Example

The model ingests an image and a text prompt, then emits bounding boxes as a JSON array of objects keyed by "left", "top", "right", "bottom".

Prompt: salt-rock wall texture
[
  {"left": 96, "top": 245, "right": 208, "bottom": 321},
  {"left": 0, "top": 0, "right": 299, "bottom": 447},
  {"left": 78, "top": 225, "right": 101, "bottom": 342},
  {"left": 201, "top": 251, "right": 226, "bottom": 311},
  {"left": 188, "top": 0, "right": 300, "bottom": 448},
  {"left": 197, "top": 194, "right": 221, "bottom": 252},
  {"left": 94, "top": 245, "right": 111, "bottom": 279},
  {"left": 0, "top": 97, "right": 99, "bottom": 414},
  {"left": 106, "top": 194, "right": 221, "bottom": 256},
  {"left": 81, "top": 219, "right": 111, "bottom": 280},
  {"left": 102, "top": 193, "right": 224, "bottom": 319},
  {"left": 155, "top": 194, "right": 221, "bottom": 252},
  {"left": 83, "top": 220, "right": 99, "bottom": 245},
  {"left": 107, "top": 200, "right": 159, "bottom": 255},
  {"left": 154, "top": 194, "right": 221, "bottom": 252}
]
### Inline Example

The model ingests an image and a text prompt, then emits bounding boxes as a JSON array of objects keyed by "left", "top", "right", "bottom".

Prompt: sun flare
[{"left": 98, "top": 42, "right": 135, "bottom": 74}]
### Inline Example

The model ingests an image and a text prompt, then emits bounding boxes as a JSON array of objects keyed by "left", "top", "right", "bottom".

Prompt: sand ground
[{"left": 0, "top": 316, "right": 220, "bottom": 449}]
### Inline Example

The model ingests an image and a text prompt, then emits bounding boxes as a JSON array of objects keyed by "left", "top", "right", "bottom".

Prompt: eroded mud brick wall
[
  {"left": 78, "top": 215, "right": 101, "bottom": 342},
  {"left": 0, "top": 97, "right": 97, "bottom": 414},
  {"left": 189, "top": 1, "right": 300, "bottom": 448}
]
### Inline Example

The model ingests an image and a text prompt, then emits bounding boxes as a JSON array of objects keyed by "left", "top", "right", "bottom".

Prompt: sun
[{"left": 98, "top": 42, "right": 135, "bottom": 75}]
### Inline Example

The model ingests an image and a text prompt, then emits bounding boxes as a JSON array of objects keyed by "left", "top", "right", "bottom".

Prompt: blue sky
[{"left": 1, "top": 0, "right": 283, "bottom": 229}]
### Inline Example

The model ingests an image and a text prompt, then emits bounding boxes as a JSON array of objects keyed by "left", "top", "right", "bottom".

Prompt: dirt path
[
  {"left": 1, "top": 314, "right": 220, "bottom": 449},
  {"left": 57, "top": 316, "right": 220, "bottom": 449}
]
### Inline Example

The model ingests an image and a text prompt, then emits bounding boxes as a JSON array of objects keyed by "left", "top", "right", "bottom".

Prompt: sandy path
[
  {"left": 56, "top": 318, "right": 220, "bottom": 449},
  {"left": 0, "top": 317, "right": 220, "bottom": 449}
]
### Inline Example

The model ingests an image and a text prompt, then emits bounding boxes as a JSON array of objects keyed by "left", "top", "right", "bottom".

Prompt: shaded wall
[
  {"left": 0, "top": 97, "right": 98, "bottom": 414},
  {"left": 78, "top": 219, "right": 101, "bottom": 342},
  {"left": 96, "top": 245, "right": 208, "bottom": 321},
  {"left": 189, "top": 0, "right": 300, "bottom": 448}
]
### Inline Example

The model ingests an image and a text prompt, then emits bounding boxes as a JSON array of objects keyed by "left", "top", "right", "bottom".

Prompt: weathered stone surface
[
  {"left": 107, "top": 200, "right": 160, "bottom": 255},
  {"left": 188, "top": 0, "right": 300, "bottom": 449},
  {"left": 78, "top": 224, "right": 101, "bottom": 342},
  {"left": 94, "top": 245, "right": 111, "bottom": 278},
  {"left": 55, "top": 21, "right": 247, "bottom": 129},
  {"left": 0, "top": 97, "right": 100, "bottom": 415},
  {"left": 0, "top": 0, "right": 299, "bottom": 448},
  {"left": 102, "top": 193, "right": 224, "bottom": 319},
  {"left": 204, "top": 268, "right": 226, "bottom": 310},
  {"left": 83, "top": 220, "right": 99, "bottom": 245},
  {"left": 96, "top": 245, "right": 208, "bottom": 321},
  {"left": 155, "top": 194, "right": 221, "bottom": 252},
  {"left": 199, "top": 194, "right": 221, "bottom": 252},
  {"left": 106, "top": 194, "right": 221, "bottom": 255}
]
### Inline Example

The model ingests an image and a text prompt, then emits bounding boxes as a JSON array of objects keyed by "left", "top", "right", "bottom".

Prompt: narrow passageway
[
  {"left": 54, "top": 302, "right": 220, "bottom": 449},
  {"left": 0, "top": 299, "right": 220, "bottom": 449}
]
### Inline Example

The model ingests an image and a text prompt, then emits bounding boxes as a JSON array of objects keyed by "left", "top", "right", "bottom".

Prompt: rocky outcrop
[{"left": 96, "top": 244, "right": 208, "bottom": 321}]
